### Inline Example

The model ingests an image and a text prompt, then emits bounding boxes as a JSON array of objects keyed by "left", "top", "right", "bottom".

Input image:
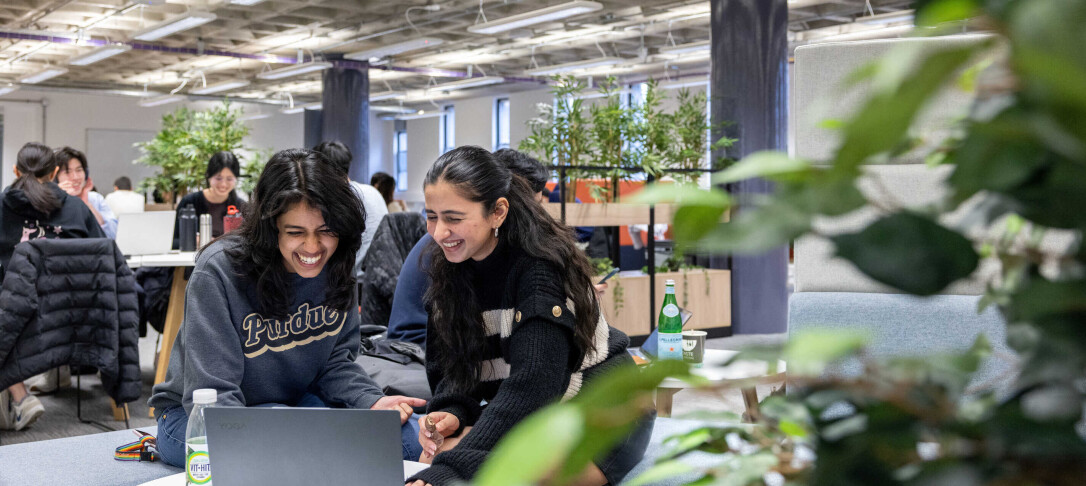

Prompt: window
[
  {"left": 393, "top": 130, "right": 408, "bottom": 192},
  {"left": 439, "top": 105, "right": 455, "bottom": 154},
  {"left": 494, "top": 97, "right": 510, "bottom": 150}
]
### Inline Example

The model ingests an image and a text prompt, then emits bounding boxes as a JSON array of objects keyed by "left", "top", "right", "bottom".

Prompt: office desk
[{"left": 127, "top": 252, "right": 196, "bottom": 417}]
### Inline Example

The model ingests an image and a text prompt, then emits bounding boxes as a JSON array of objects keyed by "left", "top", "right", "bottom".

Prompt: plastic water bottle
[
  {"left": 179, "top": 204, "right": 197, "bottom": 252},
  {"left": 186, "top": 388, "right": 216, "bottom": 485},
  {"left": 657, "top": 280, "right": 683, "bottom": 360}
]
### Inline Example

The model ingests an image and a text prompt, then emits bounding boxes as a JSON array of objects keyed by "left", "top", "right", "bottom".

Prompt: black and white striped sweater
[{"left": 409, "top": 241, "right": 632, "bottom": 486}]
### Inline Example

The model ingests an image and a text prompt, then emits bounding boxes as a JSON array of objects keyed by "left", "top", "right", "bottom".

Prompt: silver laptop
[
  {"left": 115, "top": 211, "right": 175, "bottom": 256},
  {"left": 204, "top": 407, "right": 405, "bottom": 486}
]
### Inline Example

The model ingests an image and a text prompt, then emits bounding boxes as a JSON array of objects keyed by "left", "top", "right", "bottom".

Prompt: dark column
[
  {"left": 320, "top": 64, "right": 370, "bottom": 182},
  {"left": 303, "top": 109, "right": 322, "bottom": 149},
  {"left": 711, "top": 0, "right": 789, "bottom": 334}
]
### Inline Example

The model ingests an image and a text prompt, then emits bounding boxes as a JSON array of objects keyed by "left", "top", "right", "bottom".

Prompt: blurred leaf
[
  {"left": 623, "top": 460, "right": 697, "bottom": 486},
  {"left": 712, "top": 151, "right": 812, "bottom": 185},
  {"left": 673, "top": 204, "right": 729, "bottom": 248},
  {"left": 785, "top": 330, "right": 868, "bottom": 376},
  {"left": 818, "top": 118, "right": 847, "bottom": 131},
  {"left": 712, "top": 452, "right": 779, "bottom": 486},
  {"left": 688, "top": 199, "right": 811, "bottom": 254},
  {"left": 915, "top": 0, "right": 981, "bottom": 27},
  {"left": 835, "top": 44, "right": 982, "bottom": 172},
  {"left": 475, "top": 404, "right": 583, "bottom": 486},
  {"left": 831, "top": 212, "right": 979, "bottom": 295},
  {"left": 1021, "top": 385, "right": 1082, "bottom": 421},
  {"left": 820, "top": 414, "right": 868, "bottom": 442}
]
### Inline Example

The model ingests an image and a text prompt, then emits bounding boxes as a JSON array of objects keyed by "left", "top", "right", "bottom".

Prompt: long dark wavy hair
[
  {"left": 13, "top": 142, "right": 61, "bottom": 215},
  {"left": 221, "top": 148, "right": 364, "bottom": 319},
  {"left": 423, "top": 146, "right": 599, "bottom": 392}
]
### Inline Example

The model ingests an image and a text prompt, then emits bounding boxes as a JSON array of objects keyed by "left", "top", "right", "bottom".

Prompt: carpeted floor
[{"left": 0, "top": 332, "right": 788, "bottom": 446}]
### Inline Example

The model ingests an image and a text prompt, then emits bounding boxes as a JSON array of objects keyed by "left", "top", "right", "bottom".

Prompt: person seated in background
[
  {"left": 0, "top": 142, "right": 105, "bottom": 431},
  {"left": 171, "top": 151, "right": 247, "bottom": 249},
  {"left": 148, "top": 148, "right": 426, "bottom": 468},
  {"left": 104, "top": 176, "right": 145, "bottom": 215},
  {"left": 548, "top": 184, "right": 594, "bottom": 243},
  {"left": 53, "top": 146, "right": 118, "bottom": 239},
  {"left": 371, "top": 172, "right": 408, "bottom": 213},
  {"left": 311, "top": 141, "right": 388, "bottom": 282},
  {"left": 405, "top": 146, "right": 649, "bottom": 486}
]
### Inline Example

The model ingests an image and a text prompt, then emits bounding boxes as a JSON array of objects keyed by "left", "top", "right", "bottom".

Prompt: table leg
[
  {"left": 149, "top": 267, "right": 188, "bottom": 418},
  {"left": 111, "top": 400, "right": 129, "bottom": 421},
  {"left": 741, "top": 387, "right": 760, "bottom": 422},
  {"left": 656, "top": 388, "right": 679, "bottom": 418}
]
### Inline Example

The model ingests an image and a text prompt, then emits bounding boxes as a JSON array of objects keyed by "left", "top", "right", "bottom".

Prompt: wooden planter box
[
  {"left": 544, "top": 202, "right": 677, "bottom": 226},
  {"left": 597, "top": 269, "right": 731, "bottom": 337}
]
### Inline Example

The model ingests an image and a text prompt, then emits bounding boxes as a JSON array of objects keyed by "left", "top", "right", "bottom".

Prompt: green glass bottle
[{"left": 657, "top": 279, "right": 683, "bottom": 360}]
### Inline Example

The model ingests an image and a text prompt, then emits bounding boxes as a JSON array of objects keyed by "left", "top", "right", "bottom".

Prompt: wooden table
[
  {"left": 655, "top": 349, "right": 787, "bottom": 420},
  {"left": 126, "top": 252, "right": 196, "bottom": 417}
]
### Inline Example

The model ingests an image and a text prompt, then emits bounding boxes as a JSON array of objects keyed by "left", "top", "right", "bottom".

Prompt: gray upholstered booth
[{"left": 788, "top": 36, "right": 1017, "bottom": 389}]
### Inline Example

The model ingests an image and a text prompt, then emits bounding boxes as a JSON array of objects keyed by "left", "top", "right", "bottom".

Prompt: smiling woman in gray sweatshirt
[{"left": 149, "top": 149, "right": 426, "bottom": 468}]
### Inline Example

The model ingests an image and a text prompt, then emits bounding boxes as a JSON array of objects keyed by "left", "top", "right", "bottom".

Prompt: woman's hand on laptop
[{"left": 372, "top": 395, "right": 427, "bottom": 424}]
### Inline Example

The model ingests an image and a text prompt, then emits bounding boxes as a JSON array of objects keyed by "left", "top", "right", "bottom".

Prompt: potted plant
[{"left": 135, "top": 101, "right": 250, "bottom": 205}]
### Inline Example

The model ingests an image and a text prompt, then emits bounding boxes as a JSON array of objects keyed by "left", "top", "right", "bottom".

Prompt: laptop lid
[
  {"left": 116, "top": 211, "right": 175, "bottom": 256},
  {"left": 204, "top": 407, "right": 404, "bottom": 486}
]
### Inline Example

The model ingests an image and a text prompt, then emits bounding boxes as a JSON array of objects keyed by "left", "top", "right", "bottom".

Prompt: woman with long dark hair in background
[
  {"left": 406, "top": 146, "right": 651, "bottom": 486},
  {"left": 0, "top": 142, "right": 104, "bottom": 432},
  {"left": 149, "top": 148, "right": 425, "bottom": 468},
  {"left": 171, "top": 151, "right": 247, "bottom": 248}
]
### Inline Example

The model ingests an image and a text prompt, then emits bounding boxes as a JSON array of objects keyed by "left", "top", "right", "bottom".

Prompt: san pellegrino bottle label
[{"left": 186, "top": 437, "right": 211, "bottom": 485}]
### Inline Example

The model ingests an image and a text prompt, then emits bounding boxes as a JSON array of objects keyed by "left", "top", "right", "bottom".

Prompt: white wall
[
  {"left": 403, "top": 116, "right": 440, "bottom": 202},
  {"left": 367, "top": 110, "right": 394, "bottom": 180},
  {"left": 1, "top": 89, "right": 303, "bottom": 191}
]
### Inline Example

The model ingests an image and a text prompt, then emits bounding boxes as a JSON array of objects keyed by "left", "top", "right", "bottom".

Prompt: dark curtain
[
  {"left": 709, "top": 0, "right": 790, "bottom": 334},
  {"left": 303, "top": 109, "right": 322, "bottom": 150},
  {"left": 320, "top": 65, "right": 370, "bottom": 182}
]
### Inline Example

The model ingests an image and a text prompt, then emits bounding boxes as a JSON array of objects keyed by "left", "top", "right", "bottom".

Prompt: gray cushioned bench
[{"left": 0, "top": 417, "right": 720, "bottom": 485}]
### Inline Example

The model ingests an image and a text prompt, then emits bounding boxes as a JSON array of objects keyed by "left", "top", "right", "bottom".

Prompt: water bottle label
[
  {"left": 186, "top": 441, "right": 211, "bottom": 485},
  {"left": 662, "top": 304, "right": 679, "bottom": 318},
  {"left": 658, "top": 333, "right": 683, "bottom": 360}
]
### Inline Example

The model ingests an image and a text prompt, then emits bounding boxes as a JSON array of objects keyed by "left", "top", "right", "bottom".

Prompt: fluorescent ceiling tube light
[
  {"left": 230, "top": 0, "right": 267, "bottom": 5},
  {"left": 280, "top": 101, "right": 322, "bottom": 114},
  {"left": 68, "top": 44, "right": 131, "bottom": 66},
  {"left": 0, "top": 84, "right": 18, "bottom": 96},
  {"left": 132, "top": 11, "right": 216, "bottom": 41},
  {"left": 240, "top": 112, "right": 272, "bottom": 121},
  {"left": 467, "top": 1, "right": 603, "bottom": 34},
  {"left": 660, "top": 40, "right": 710, "bottom": 55},
  {"left": 370, "top": 91, "right": 406, "bottom": 101},
  {"left": 526, "top": 57, "right": 624, "bottom": 76},
  {"left": 139, "top": 94, "right": 186, "bottom": 107},
  {"left": 428, "top": 76, "right": 505, "bottom": 92},
  {"left": 345, "top": 38, "right": 445, "bottom": 61},
  {"left": 858, "top": 10, "right": 915, "bottom": 25},
  {"left": 18, "top": 67, "right": 68, "bottom": 84},
  {"left": 191, "top": 79, "right": 251, "bottom": 95},
  {"left": 370, "top": 105, "right": 415, "bottom": 114},
  {"left": 396, "top": 110, "right": 447, "bottom": 120},
  {"left": 256, "top": 61, "right": 333, "bottom": 80}
]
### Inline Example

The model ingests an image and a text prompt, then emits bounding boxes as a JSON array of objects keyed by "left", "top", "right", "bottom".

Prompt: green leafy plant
[
  {"left": 238, "top": 147, "right": 273, "bottom": 195},
  {"left": 520, "top": 76, "right": 594, "bottom": 203},
  {"left": 587, "top": 77, "right": 633, "bottom": 202},
  {"left": 481, "top": 0, "right": 1086, "bottom": 484},
  {"left": 135, "top": 101, "right": 250, "bottom": 204},
  {"left": 669, "top": 88, "right": 737, "bottom": 185}
]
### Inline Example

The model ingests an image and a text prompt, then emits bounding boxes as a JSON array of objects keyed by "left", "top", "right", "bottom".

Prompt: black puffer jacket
[
  {"left": 0, "top": 238, "right": 141, "bottom": 403},
  {"left": 360, "top": 212, "right": 426, "bottom": 327}
]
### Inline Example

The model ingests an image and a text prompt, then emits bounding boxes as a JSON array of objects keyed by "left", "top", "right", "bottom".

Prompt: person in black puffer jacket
[{"left": 0, "top": 142, "right": 105, "bottom": 431}]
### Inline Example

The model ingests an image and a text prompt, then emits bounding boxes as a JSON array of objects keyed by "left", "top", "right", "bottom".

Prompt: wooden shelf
[
  {"left": 544, "top": 202, "right": 676, "bottom": 226},
  {"left": 597, "top": 269, "right": 732, "bottom": 337}
]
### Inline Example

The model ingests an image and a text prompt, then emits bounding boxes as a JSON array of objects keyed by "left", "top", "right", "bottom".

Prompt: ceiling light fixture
[
  {"left": 240, "top": 112, "right": 272, "bottom": 121},
  {"left": 18, "top": 67, "right": 68, "bottom": 84},
  {"left": 370, "top": 91, "right": 406, "bottom": 101},
  {"left": 370, "top": 105, "right": 416, "bottom": 114},
  {"left": 526, "top": 57, "right": 625, "bottom": 76},
  {"left": 68, "top": 44, "right": 132, "bottom": 66},
  {"left": 138, "top": 94, "right": 187, "bottom": 107},
  {"left": 256, "top": 61, "right": 333, "bottom": 80},
  {"left": 659, "top": 40, "right": 710, "bottom": 55},
  {"left": 280, "top": 101, "right": 322, "bottom": 114},
  {"left": 132, "top": 11, "right": 216, "bottom": 41},
  {"left": 395, "top": 110, "right": 448, "bottom": 120},
  {"left": 857, "top": 10, "right": 915, "bottom": 25},
  {"left": 191, "top": 79, "right": 251, "bottom": 95},
  {"left": 428, "top": 76, "right": 505, "bottom": 92},
  {"left": 230, "top": 0, "right": 267, "bottom": 5},
  {"left": 345, "top": 38, "right": 445, "bottom": 62},
  {"left": 467, "top": 1, "right": 603, "bottom": 35},
  {"left": 0, "top": 83, "right": 18, "bottom": 96}
]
